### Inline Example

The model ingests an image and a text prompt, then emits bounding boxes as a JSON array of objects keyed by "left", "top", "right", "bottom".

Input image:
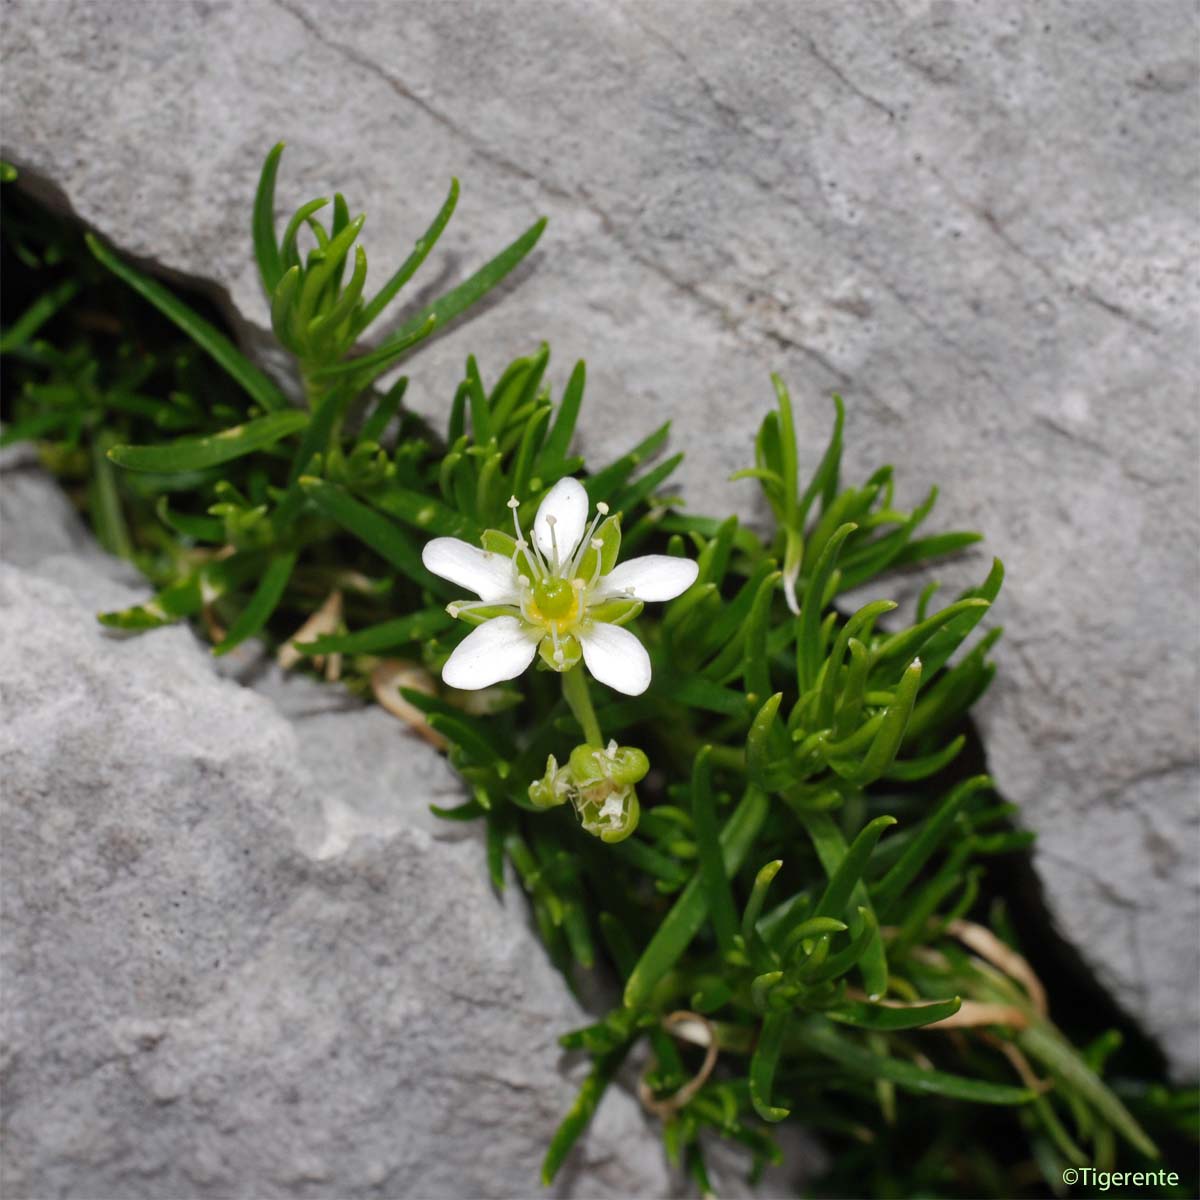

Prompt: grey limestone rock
[
  {"left": 1, "top": 0, "right": 1196, "bottom": 1076},
  {"left": 0, "top": 513, "right": 673, "bottom": 1194}
]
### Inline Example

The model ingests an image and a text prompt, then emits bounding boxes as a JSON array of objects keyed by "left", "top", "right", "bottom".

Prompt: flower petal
[
  {"left": 534, "top": 477, "right": 589, "bottom": 568},
  {"left": 579, "top": 621, "right": 652, "bottom": 696},
  {"left": 442, "top": 616, "right": 539, "bottom": 690},
  {"left": 596, "top": 555, "right": 699, "bottom": 602},
  {"left": 421, "top": 537, "right": 519, "bottom": 603}
]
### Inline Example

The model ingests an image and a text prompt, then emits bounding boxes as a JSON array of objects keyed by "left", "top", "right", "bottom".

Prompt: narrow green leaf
[
  {"left": 624, "top": 785, "right": 769, "bottom": 1009},
  {"left": 832, "top": 658, "right": 923, "bottom": 785},
  {"left": 155, "top": 497, "right": 225, "bottom": 542},
  {"left": 883, "top": 734, "right": 965, "bottom": 781},
  {"left": 355, "top": 178, "right": 460, "bottom": 333},
  {"left": 797, "top": 522, "right": 857, "bottom": 692},
  {"left": 0, "top": 278, "right": 80, "bottom": 354},
  {"left": 796, "top": 1015, "right": 1034, "bottom": 1104},
  {"left": 86, "top": 234, "right": 289, "bottom": 412},
  {"left": 870, "top": 598, "right": 990, "bottom": 679},
  {"left": 585, "top": 422, "right": 671, "bottom": 504},
  {"left": 300, "top": 476, "right": 445, "bottom": 593},
  {"left": 797, "top": 393, "right": 845, "bottom": 528},
  {"left": 871, "top": 775, "right": 992, "bottom": 915},
  {"left": 541, "top": 1046, "right": 629, "bottom": 1185},
  {"left": 1018, "top": 1024, "right": 1158, "bottom": 1159},
  {"left": 919, "top": 558, "right": 1005, "bottom": 677},
  {"left": 814, "top": 815, "right": 897, "bottom": 923},
  {"left": 743, "top": 860, "right": 783, "bottom": 946},
  {"left": 298, "top": 609, "right": 452, "bottom": 655},
  {"left": 359, "top": 376, "right": 407, "bottom": 444},
  {"left": 538, "top": 359, "right": 585, "bottom": 475},
  {"left": 750, "top": 1012, "right": 791, "bottom": 1122},
  {"left": 108, "top": 411, "right": 307, "bottom": 473},
  {"left": 253, "top": 142, "right": 285, "bottom": 292},
  {"left": 213, "top": 550, "right": 297, "bottom": 657},
  {"left": 744, "top": 570, "right": 782, "bottom": 703},
  {"left": 692, "top": 748, "right": 739, "bottom": 956},
  {"left": 826, "top": 996, "right": 961, "bottom": 1031},
  {"left": 803, "top": 811, "right": 889, "bottom": 998},
  {"left": 343, "top": 215, "right": 547, "bottom": 376}
]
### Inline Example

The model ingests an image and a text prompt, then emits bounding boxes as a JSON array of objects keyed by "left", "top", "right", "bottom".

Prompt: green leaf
[
  {"left": 870, "top": 597, "right": 990, "bottom": 679},
  {"left": 883, "top": 734, "right": 965, "bottom": 781},
  {"left": 297, "top": 608, "right": 451, "bottom": 655},
  {"left": 1018, "top": 1024, "right": 1158, "bottom": 1159},
  {"left": 108, "top": 411, "right": 308, "bottom": 473},
  {"left": 354, "top": 178, "right": 460, "bottom": 333},
  {"left": 155, "top": 497, "right": 225, "bottom": 542},
  {"left": 253, "top": 142, "right": 286, "bottom": 293},
  {"left": 871, "top": 775, "right": 992, "bottom": 915},
  {"left": 624, "top": 786, "right": 769, "bottom": 1009},
  {"left": 802, "top": 811, "right": 889, "bottom": 998},
  {"left": 919, "top": 558, "right": 1005, "bottom": 677},
  {"left": 825, "top": 996, "right": 961, "bottom": 1031},
  {"left": 541, "top": 1046, "right": 628, "bottom": 1185},
  {"left": 0, "top": 278, "right": 80, "bottom": 354},
  {"left": 797, "top": 522, "right": 857, "bottom": 693},
  {"left": 86, "top": 234, "right": 289, "bottom": 413},
  {"left": 743, "top": 859, "right": 783, "bottom": 946},
  {"left": 743, "top": 570, "right": 782, "bottom": 703},
  {"left": 367, "top": 484, "right": 477, "bottom": 539},
  {"left": 213, "top": 550, "right": 298, "bottom": 657},
  {"left": 750, "top": 1012, "right": 791, "bottom": 1122},
  {"left": 691, "top": 747, "right": 739, "bottom": 956},
  {"left": 299, "top": 476, "right": 446, "bottom": 593},
  {"left": 538, "top": 359, "right": 585, "bottom": 475},
  {"left": 586, "top": 422, "right": 671, "bottom": 504},
  {"left": 830, "top": 658, "right": 923, "bottom": 786},
  {"left": 796, "top": 1015, "right": 1035, "bottom": 1104},
  {"left": 797, "top": 393, "right": 845, "bottom": 528},
  {"left": 813, "top": 815, "right": 897, "bottom": 923},
  {"left": 323, "top": 215, "right": 547, "bottom": 381}
]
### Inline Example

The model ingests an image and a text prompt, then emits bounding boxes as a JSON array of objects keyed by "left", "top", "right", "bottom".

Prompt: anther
[
  {"left": 596, "top": 501, "right": 610, "bottom": 515},
  {"left": 507, "top": 496, "right": 520, "bottom": 509}
]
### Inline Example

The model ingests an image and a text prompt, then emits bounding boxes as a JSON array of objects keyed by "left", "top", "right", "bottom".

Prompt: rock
[
  {"left": 0, "top": 555, "right": 672, "bottom": 1193},
  {"left": 1, "top": 0, "right": 1196, "bottom": 1075}
]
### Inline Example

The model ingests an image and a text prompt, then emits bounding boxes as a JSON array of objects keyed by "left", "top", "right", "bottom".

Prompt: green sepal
[
  {"left": 586, "top": 597, "right": 642, "bottom": 626},
  {"left": 538, "top": 633, "right": 580, "bottom": 671},
  {"left": 574, "top": 513, "right": 621, "bottom": 581}
]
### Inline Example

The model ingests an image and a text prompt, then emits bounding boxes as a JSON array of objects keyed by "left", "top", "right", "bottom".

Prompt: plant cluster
[{"left": 2, "top": 150, "right": 1194, "bottom": 1199}]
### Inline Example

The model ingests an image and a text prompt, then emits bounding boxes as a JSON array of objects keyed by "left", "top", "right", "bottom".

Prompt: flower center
[{"left": 533, "top": 576, "right": 575, "bottom": 620}]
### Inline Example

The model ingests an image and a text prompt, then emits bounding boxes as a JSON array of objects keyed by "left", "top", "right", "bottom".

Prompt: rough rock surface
[
  {"left": 2, "top": 1, "right": 1197, "bottom": 1075},
  {"left": 0, "top": 480, "right": 677, "bottom": 1194}
]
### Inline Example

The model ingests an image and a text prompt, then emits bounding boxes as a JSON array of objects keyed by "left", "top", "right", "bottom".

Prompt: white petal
[
  {"left": 442, "top": 616, "right": 539, "bottom": 690},
  {"left": 579, "top": 622, "right": 652, "bottom": 696},
  {"left": 421, "top": 537, "right": 518, "bottom": 603},
  {"left": 596, "top": 555, "right": 699, "bottom": 602},
  {"left": 534, "top": 477, "right": 589, "bottom": 567}
]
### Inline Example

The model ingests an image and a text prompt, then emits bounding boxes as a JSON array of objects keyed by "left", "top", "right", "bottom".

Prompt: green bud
[{"left": 528, "top": 755, "right": 570, "bottom": 810}]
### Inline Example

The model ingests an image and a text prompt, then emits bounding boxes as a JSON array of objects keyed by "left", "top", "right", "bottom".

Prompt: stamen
[
  {"left": 569, "top": 503, "right": 611, "bottom": 577},
  {"left": 546, "top": 514, "right": 561, "bottom": 572},
  {"left": 447, "top": 604, "right": 460, "bottom": 618},
  {"left": 510, "top": 495, "right": 549, "bottom": 578}
]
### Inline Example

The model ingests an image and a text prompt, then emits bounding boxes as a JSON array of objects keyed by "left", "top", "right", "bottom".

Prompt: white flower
[{"left": 422, "top": 477, "right": 699, "bottom": 695}]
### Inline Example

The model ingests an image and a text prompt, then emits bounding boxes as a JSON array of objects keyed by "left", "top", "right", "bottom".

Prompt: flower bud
[{"left": 528, "top": 754, "right": 571, "bottom": 810}]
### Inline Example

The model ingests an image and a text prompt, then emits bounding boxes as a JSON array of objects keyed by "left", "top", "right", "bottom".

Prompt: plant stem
[{"left": 562, "top": 665, "right": 603, "bottom": 748}]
